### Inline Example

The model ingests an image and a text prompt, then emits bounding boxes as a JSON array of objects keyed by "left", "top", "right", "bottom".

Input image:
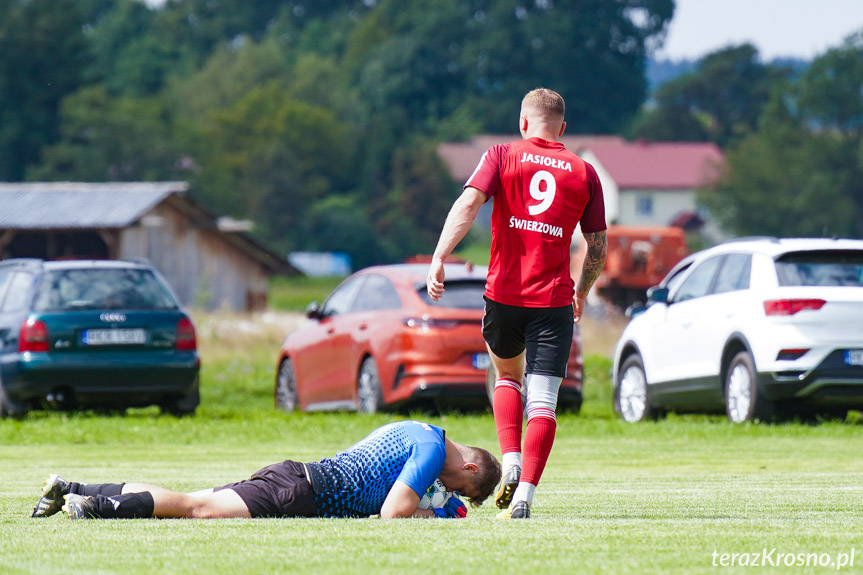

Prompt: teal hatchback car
[{"left": 0, "top": 259, "right": 200, "bottom": 417}]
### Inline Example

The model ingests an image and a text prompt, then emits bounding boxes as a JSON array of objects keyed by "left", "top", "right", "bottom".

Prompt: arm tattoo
[{"left": 576, "top": 231, "right": 608, "bottom": 297}]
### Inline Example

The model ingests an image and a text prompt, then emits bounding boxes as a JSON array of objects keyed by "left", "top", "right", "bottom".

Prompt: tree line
[
  {"left": 1, "top": 0, "right": 861, "bottom": 272},
  {"left": 631, "top": 40, "right": 863, "bottom": 239}
]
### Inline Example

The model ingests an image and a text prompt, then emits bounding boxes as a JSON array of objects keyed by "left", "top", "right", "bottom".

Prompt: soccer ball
[{"left": 418, "top": 478, "right": 453, "bottom": 510}]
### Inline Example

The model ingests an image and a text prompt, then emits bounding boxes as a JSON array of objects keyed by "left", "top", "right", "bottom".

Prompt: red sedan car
[{"left": 274, "top": 263, "right": 583, "bottom": 413}]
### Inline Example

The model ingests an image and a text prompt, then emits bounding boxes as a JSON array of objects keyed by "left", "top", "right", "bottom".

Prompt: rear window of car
[
  {"left": 3, "top": 272, "right": 35, "bottom": 312},
  {"left": 417, "top": 280, "right": 485, "bottom": 309},
  {"left": 775, "top": 250, "right": 863, "bottom": 287},
  {"left": 34, "top": 268, "right": 179, "bottom": 311}
]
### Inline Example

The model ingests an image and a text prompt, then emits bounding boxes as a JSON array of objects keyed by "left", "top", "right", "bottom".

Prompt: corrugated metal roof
[{"left": 0, "top": 182, "right": 189, "bottom": 229}]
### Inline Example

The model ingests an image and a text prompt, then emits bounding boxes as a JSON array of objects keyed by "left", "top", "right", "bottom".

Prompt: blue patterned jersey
[{"left": 305, "top": 421, "right": 446, "bottom": 518}]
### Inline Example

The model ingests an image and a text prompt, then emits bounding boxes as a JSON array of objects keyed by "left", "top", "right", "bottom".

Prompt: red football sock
[
  {"left": 521, "top": 413, "right": 557, "bottom": 486},
  {"left": 493, "top": 378, "right": 523, "bottom": 455}
]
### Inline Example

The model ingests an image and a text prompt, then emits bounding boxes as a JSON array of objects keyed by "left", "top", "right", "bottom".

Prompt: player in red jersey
[{"left": 427, "top": 88, "right": 607, "bottom": 519}]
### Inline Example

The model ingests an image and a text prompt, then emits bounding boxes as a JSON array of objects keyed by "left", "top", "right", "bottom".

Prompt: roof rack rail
[
  {"left": 0, "top": 257, "right": 44, "bottom": 267},
  {"left": 120, "top": 257, "right": 153, "bottom": 265},
  {"left": 720, "top": 236, "right": 779, "bottom": 244}
]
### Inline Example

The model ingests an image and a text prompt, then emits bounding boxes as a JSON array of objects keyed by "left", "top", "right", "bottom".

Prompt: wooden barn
[{"left": 0, "top": 182, "right": 297, "bottom": 311}]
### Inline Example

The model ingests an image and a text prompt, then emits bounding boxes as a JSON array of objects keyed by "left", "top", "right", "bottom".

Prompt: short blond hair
[{"left": 521, "top": 88, "right": 565, "bottom": 120}]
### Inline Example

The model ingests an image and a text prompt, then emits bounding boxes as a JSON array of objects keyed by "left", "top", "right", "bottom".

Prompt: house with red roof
[
  {"left": 576, "top": 139, "right": 724, "bottom": 227},
  {"left": 438, "top": 136, "right": 725, "bottom": 229},
  {"left": 438, "top": 134, "right": 626, "bottom": 184}
]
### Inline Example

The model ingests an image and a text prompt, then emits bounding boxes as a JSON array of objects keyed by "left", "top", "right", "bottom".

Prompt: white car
[{"left": 612, "top": 238, "right": 863, "bottom": 423}]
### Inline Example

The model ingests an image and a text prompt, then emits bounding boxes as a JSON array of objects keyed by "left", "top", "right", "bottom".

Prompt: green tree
[
  {"left": 701, "top": 33, "right": 863, "bottom": 239},
  {"left": 379, "top": 138, "right": 460, "bottom": 259},
  {"left": 628, "top": 73, "right": 711, "bottom": 142},
  {"left": 631, "top": 44, "right": 790, "bottom": 146},
  {"left": 0, "top": 0, "right": 89, "bottom": 180},
  {"left": 28, "top": 87, "right": 183, "bottom": 182},
  {"left": 149, "top": 0, "right": 295, "bottom": 67},
  {"left": 18, "top": 0, "right": 676, "bottom": 265},
  {"left": 463, "top": 0, "right": 673, "bottom": 133},
  {"left": 349, "top": 0, "right": 471, "bottom": 136},
  {"left": 346, "top": 0, "right": 673, "bottom": 137},
  {"left": 300, "top": 195, "right": 383, "bottom": 270},
  {"left": 165, "top": 38, "right": 293, "bottom": 120},
  {"left": 340, "top": 0, "right": 673, "bottom": 261},
  {"left": 84, "top": 0, "right": 164, "bottom": 95},
  {"left": 797, "top": 32, "right": 863, "bottom": 136},
  {"left": 192, "top": 83, "right": 351, "bottom": 251}
]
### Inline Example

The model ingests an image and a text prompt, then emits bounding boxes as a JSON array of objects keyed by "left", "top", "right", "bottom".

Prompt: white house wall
[
  {"left": 578, "top": 150, "right": 618, "bottom": 224},
  {"left": 617, "top": 188, "right": 696, "bottom": 227}
]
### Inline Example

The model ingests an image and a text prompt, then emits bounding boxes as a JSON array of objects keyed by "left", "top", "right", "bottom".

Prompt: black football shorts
[
  {"left": 214, "top": 459, "right": 317, "bottom": 518},
  {"left": 482, "top": 296, "right": 574, "bottom": 378}
]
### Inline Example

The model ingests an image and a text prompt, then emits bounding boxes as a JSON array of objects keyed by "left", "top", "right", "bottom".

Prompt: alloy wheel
[
  {"left": 618, "top": 364, "right": 647, "bottom": 422},
  {"left": 357, "top": 358, "right": 381, "bottom": 414},
  {"left": 726, "top": 363, "right": 752, "bottom": 423},
  {"left": 275, "top": 359, "right": 298, "bottom": 412}
]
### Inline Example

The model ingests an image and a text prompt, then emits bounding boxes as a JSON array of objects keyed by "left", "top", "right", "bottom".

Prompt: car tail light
[
  {"left": 19, "top": 319, "right": 49, "bottom": 352},
  {"left": 776, "top": 349, "right": 809, "bottom": 361},
  {"left": 403, "top": 318, "right": 464, "bottom": 329},
  {"left": 175, "top": 317, "right": 197, "bottom": 351},
  {"left": 763, "top": 299, "right": 826, "bottom": 316}
]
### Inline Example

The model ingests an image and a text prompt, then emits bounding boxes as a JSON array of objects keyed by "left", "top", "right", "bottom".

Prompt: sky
[{"left": 656, "top": 0, "right": 863, "bottom": 61}]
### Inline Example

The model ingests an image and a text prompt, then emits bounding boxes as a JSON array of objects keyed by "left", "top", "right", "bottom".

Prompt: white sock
[
  {"left": 513, "top": 482, "right": 536, "bottom": 506},
  {"left": 502, "top": 452, "right": 522, "bottom": 471}
]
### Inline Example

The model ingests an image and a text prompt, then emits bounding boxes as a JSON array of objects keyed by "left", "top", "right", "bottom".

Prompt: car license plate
[
  {"left": 82, "top": 329, "right": 147, "bottom": 346},
  {"left": 845, "top": 350, "right": 863, "bottom": 366},
  {"left": 473, "top": 353, "right": 491, "bottom": 370}
]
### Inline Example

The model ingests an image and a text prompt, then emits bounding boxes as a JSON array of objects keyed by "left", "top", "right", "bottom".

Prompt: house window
[{"left": 636, "top": 196, "right": 653, "bottom": 216}]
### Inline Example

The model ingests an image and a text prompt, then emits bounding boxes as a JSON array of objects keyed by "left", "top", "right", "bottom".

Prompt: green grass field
[
  {"left": 268, "top": 275, "right": 344, "bottom": 312},
  {"left": 2, "top": 315, "right": 862, "bottom": 574}
]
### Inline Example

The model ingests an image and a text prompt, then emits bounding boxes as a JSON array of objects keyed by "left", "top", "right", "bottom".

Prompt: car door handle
[
  {"left": 359, "top": 323, "right": 368, "bottom": 331},
  {"left": 327, "top": 327, "right": 335, "bottom": 335}
]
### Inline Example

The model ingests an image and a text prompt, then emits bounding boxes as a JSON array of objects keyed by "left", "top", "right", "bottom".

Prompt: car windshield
[
  {"left": 417, "top": 280, "right": 485, "bottom": 309},
  {"left": 775, "top": 250, "right": 863, "bottom": 287},
  {"left": 34, "top": 268, "right": 179, "bottom": 311},
  {"left": 663, "top": 262, "right": 692, "bottom": 293}
]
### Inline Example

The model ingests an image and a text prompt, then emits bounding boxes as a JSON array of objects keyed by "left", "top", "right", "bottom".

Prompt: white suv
[{"left": 612, "top": 238, "right": 863, "bottom": 423}]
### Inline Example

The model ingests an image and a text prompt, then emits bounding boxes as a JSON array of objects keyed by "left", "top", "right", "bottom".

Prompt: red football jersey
[{"left": 466, "top": 137, "right": 606, "bottom": 307}]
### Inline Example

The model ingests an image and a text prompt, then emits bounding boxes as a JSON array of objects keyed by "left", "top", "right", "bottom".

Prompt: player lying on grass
[{"left": 30, "top": 420, "right": 500, "bottom": 520}]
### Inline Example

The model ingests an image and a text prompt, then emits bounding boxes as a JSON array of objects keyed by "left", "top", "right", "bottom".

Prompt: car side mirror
[
  {"left": 305, "top": 301, "right": 322, "bottom": 319},
  {"left": 647, "top": 286, "right": 669, "bottom": 305},
  {"left": 625, "top": 302, "right": 646, "bottom": 318}
]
